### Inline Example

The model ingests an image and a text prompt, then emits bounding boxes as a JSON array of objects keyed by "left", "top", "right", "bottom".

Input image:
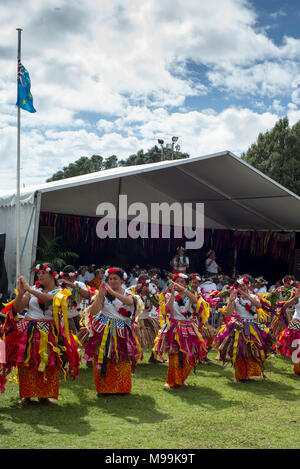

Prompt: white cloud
[
  {"left": 207, "top": 60, "right": 300, "bottom": 98},
  {"left": 0, "top": 0, "right": 300, "bottom": 191},
  {"left": 0, "top": 105, "right": 280, "bottom": 191}
]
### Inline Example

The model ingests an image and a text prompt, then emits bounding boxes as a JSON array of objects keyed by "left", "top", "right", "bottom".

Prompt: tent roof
[{"left": 1, "top": 150, "right": 300, "bottom": 231}]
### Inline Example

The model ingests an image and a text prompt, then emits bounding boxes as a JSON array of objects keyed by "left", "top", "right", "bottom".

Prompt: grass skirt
[
  {"left": 136, "top": 317, "right": 160, "bottom": 349},
  {"left": 198, "top": 322, "right": 217, "bottom": 349},
  {"left": 213, "top": 316, "right": 275, "bottom": 377}
]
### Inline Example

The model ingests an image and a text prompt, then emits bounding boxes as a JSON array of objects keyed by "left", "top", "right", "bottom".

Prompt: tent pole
[
  {"left": 16, "top": 28, "right": 23, "bottom": 282},
  {"left": 30, "top": 191, "right": 41, "bottom": 284}
]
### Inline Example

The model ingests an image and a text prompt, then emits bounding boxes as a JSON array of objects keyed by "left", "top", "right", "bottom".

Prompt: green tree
[
  {"left": 35, "top": 236, "right": 79, "bottom": 271},
  {"left": 103, "top": 155, "right": 118, "bottom": 170},
  {"left": 241, "top": 117, "right": 300, "bottom": 196},
  {"left": 119, "top": 146, "right": 189, "bottom": 166},
  {"left": 46, "top": 147, "right": 189, "bottom": 182},
  {"left": 46, "top": 154, "right": 104, "bottom": 182}
]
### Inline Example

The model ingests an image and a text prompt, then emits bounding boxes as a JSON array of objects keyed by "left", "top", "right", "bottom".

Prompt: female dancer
[
  {"left": 270, "top": 276, "right": 297, "bottom": 337},
  {"left": 80, "top": 267, "right": 143, "bottom": 395},
  {"left": 0, "top": 263, "right": 80, "bottom": 404},
  {"left": 214, "top": 275, "right": 275, "bottom": 382},
  {"left": 277, "top": 285, "right": 300, "bottom": 375},
  {"left": 134, "top": 274, "right": 161, "bottom": 351},
  {"left": 189, "top": 274, "right": 215, "bottom": 356},
  {"left": 58, "top": 265, "right": 89, "bottom": 334},
  {"left": 154, "top": 273, "right": 207, "bottom": 389}
]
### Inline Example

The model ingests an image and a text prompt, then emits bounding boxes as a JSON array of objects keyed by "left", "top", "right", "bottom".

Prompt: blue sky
[{"left": 0, "top": 0, "right": 300, "bottom": 191}]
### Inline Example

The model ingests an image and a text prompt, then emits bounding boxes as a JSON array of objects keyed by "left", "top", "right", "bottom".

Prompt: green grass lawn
[{"left": 0, "top": 350, "right": 299, "bottom": 449}]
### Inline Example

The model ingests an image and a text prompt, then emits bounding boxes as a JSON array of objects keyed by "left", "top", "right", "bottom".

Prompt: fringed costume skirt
[
  {"left": 213, "top": 317, "right": 275, "bottom": 379},
  {"left": 81, "top": 313, "right": 143, "bottom": 394},
  {"left": 0, "top": 315, "right": 80, "bottom": 396},
  {"left": 277, "top": 320, "right": 300, "bottom": 375},
  {"left": 154, "top": 319, "right": 207, "bottom": 386}
]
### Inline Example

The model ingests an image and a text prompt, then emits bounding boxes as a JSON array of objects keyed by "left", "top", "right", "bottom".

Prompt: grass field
[{"left": 0, "top": 350, "right": 299, "bottom": 449}]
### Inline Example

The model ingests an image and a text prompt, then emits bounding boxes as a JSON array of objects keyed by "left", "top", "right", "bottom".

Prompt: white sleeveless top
[
  {"left": 98, "top": 290, "right": 135, "bottom": 321},
  {"left": 233, "top": 294, "right": 257, "bottom": 320},
  {"left": 166, "top": 290, "right": 194, "bottom": 322},
  {"left": 24, "top": 285, "right": 61, "bottom": 320}
]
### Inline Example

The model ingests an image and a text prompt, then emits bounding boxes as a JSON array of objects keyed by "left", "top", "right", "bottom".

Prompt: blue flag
[{"left": 16, "top": 61, "right": 36, "bottom": 113}]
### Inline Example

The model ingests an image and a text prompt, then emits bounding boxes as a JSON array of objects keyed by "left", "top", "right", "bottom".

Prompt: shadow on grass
[
  {"left": 94, "top": 392, "right": 170, "bottom": 424},
  {"left": 164, "top": 383, "right": 239, "bottom": 411},
  {"left": 135, "top": 359, "right": 239, "bottom": 411},
  {"left": 226, "top": 377, "right": 299, "bottom": 401},
  {"left": 0, "top": 367, "right": 170, "bottom": 438},
  {"left": 0, "top": 401, "right": 93, "bottom": 437},
  {"left": 62, "top": 367, "right": 170, "bottom": 425},
  {"left": 264, "top": 356, "right": 300, "bottom": 382},
  {"left": 223, "top": 357, "right": 299, "bottom": 401},
  {"left": 134, "top": 361, "right": 168, "bottom": 382},
  {"left": 198, "top": 355, "right": 299, "bottom": 393}
]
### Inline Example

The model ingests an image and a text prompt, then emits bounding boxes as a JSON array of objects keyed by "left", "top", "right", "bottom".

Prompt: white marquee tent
[{"left": 1, "top": 150, "right": 300, "bottom": 290}]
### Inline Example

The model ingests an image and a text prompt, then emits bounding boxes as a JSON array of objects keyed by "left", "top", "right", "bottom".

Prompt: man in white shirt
[
  {"left": 170, "top": 246, "right": 189, "bottom": 274},
  {"left": 85, "top": 264, "right": 96, "bottom": 283},
  {"left": 199, "top": 276, "right": 217, "bottom": 294},
  {"left": 77, "top": 266, "right": 88, "bottom": 284},
  {"left": 205, "top": 250, "right": 221, "bottom": 276}
]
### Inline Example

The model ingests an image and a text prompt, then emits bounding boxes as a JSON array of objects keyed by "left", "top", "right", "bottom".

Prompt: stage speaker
[{"left": 0, "top": 233, "right": 8, "bottom": 303}]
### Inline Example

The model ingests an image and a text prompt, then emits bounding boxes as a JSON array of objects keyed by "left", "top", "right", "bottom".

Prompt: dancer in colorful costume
[
  {"left": 133, "top": 274, "right": 161, "bottom": 353},
  {"left": 80, "top": 267, "right": 144, "bottom": 395},
  {"left": 277, "top": 285, "right": 300, "bottom": 375},
  {"left": 0, "top": 263, "right": 80, "bottom": 404},
  {"left": 154, "top": 273, "right": 207, "bottom": 389},
  {"left": 189, "top": 274, "right": 215, "bottom": 356},
  {"left": 58, "top": 265, "right": 89, "bottom": 334},
  {"left": 268, "top": 276, "right": 297, "bottom": 337},
  {"left": 214, "top": 275, "right": 275, "bottom": 382}
]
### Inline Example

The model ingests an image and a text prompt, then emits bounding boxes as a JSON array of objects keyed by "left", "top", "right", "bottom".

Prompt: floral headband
[
  {"left": 35, "top": 264, "right": 59, "bottom": 280},
  {"left": 237, "top": 277, "right": 250, "bottom": 285},
  {"left": 173, "top": 273, "right": 188, "bottom": 281},
  {"left": 60, "top": 271, "right": 78, "bottom": 278},
  {"left": 283, "top": 277, "right": 294, "bottom": 285},
  {"left": 105, "top": 267, "right": 128, "bottom": 280},
  {"left": 190, "top": 275, "right": 201, "bottom": 281},
  {"left": 140, "top": 279, "right": 150, "bottom": 285}
]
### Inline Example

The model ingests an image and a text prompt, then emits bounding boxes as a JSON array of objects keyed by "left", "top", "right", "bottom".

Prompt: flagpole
[{"left": 16, "top": 28, "right": 22, "bottom": 281}]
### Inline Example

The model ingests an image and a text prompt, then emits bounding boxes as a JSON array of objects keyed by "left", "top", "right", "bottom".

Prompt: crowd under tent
[{"left": 0, "top": 150, "right": 300, "bottom": 295}]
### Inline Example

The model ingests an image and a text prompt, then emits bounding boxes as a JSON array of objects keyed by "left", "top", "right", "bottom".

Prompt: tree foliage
[
  {"left": 46, "top": 147, "right": 189, "bottom": 182},
  {"left": 241, "top": 117, "right": 300, "bottom": 196},
  {"left": 35, "top": 236, "right": 79, "bottom": 270}
]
